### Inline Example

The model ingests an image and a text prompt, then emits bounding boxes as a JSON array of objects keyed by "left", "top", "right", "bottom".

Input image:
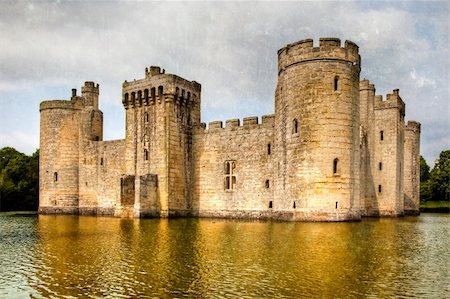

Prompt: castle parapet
[
  {"left": 208, "top": 121, "right": 223, "bottom": 129},
  {"left": 406, "top": 121, "right": 421, "bottom": 133},
  {"left": 375, "top": 89, "right": 405, "bottom": 117},
  {"left": 359, "top": 79, "right": 375, "bottom": 91},
  {"left": 277, "top": 37, "right": 360, "bottom": 74},
  {"left": 122, "top": 67, "right": 201, "bottom": 110}
]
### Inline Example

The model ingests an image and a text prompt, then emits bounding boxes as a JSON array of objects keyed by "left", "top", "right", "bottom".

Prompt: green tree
[
  {"left": 0, "top": 147, "right": 39, "bottom": 211},
  {"left": 420, "top": 156, "right": 432, "bottom": 202},
  {"left": 428, "top": 150, "right": 450, "bottom": 201}
]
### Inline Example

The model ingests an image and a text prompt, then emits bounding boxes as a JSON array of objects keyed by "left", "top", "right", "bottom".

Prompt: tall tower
[
  {"left": 122, "top": 66, "right": 201, "bottom": 217},
  {"left": 403, "top": 121, "right": 421, "bottom": 215},
  {"left": 274, "top": 38, "right": 361, "bottom": 221}
]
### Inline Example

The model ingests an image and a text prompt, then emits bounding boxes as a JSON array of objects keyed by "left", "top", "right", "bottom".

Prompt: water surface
[{"left": 0, "top": 213, "right": 448, "bottom": 298}]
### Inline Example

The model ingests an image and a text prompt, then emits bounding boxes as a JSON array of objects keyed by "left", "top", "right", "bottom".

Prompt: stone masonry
[{"left": 39, "top": 38, "right": 421, "bottom": 221}]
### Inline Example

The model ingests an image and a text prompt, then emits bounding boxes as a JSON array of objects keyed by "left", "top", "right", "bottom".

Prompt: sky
[{"left": 0, "top": 0, "right": 448, "bottom": 166}]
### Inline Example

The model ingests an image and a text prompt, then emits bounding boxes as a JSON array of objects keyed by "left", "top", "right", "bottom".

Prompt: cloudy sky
[{"left": 0, "top": 0, "right": 448, "bottom": 165}]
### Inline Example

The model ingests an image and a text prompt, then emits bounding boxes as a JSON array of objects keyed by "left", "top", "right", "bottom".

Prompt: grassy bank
[{"left": 420, "top": 201, "right": 450, "bottom": 213}]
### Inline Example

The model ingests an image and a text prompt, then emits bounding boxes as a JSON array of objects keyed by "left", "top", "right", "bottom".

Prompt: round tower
[
  {"left": 274, "top": 38, "right": 361, "bottom": 221},
  {"left": 39, "top": 99, "right": 81, "bottom": 214}
]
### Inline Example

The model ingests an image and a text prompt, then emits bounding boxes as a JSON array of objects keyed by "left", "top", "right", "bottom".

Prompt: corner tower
[{"left": 274, "top": 38, "right": 361, "bottom": 221}]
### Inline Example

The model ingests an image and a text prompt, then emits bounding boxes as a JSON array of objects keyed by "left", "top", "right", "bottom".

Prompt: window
[
  {"left": 333, "top": 158, "right": 339, "bottom": 174},
  {"left": 265, "top": 180, "right": 270, "bottom": 188},
  {"left": 378, "top": 185, "right": 382, "bottom": 193},
  {"left": 100, "top": 158, "right": 103, "bottom": 166},
  {"left": 224, "top": 161, "right": 236, "bottom": 190},
  {"left": 293, "top": 201, "right": 296, "bottom": 209},
  {"left": 54, "top": 172, "right": 58, "bottom": 182},
  {"left": 335, "top": 201, "right": 338, "bottom": 209},
  {"left": 380, "top": 130, "right": 384, "bottom": 141},
  {"left": 269, "top": 201, "right": 273, "bottom": 209},
  {"left": 267, "top": 143, "right": 271, "bottom": 155},
  {"left": 379, "top": 162, "right": 382, "bottom": 170},
  {"left": 334, "top": 76, "right": 339, "bottom": 92},
  {"left": 144, "top": 112, "right": 149, "bottom": 123},
  {"left": 144, "top": 149, "right": 149, "bottom": 161},
  {"left": 293, "top": 118, "right": 298, "bottom": 134}
]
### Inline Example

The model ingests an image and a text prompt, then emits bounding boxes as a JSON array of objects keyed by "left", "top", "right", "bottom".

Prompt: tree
[
  {"left": 420, "top": 156, "right": 432, "bottom": 202},
  {"left": 0, "top": 147, "right": 39, "bottom": 211},
  {"left": 428, "top": 150, "right": 450, "bottom": 201}
]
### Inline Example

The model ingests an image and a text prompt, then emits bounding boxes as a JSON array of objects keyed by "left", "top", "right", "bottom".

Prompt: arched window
[
  {"left": 334, "top": 76, "right": 339, "bottom": 92},
  {"left": 151, "top": 87, "right": 156, "bottom": 101},
  {"left": 293, "top": 118, "right": 298, "bottom": 134},
  {"left": 144, "top": 149, "right": 149, "bottom": 161},
  {"left": 54, "top": 172, "right": 58, "bottom": 182},
  {"left": 124, "top": 93, "right": 129, "bottom": 105},
  {"left": 333, "top": 158, "right": 339, "bottom": 174},
  {"left": 144, "top": 89, "right": 149, "bottom": 103},
  {"left": 158, "top": 86, "right": 164, "bottom": 99}
]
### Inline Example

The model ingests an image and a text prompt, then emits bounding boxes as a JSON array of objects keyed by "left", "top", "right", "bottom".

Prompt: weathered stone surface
[{"left": 39, "top": 38, "right": 421, "bottom": 221}]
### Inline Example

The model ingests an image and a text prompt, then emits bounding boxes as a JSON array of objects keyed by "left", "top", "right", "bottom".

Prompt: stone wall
[
  {"left": 403, "top": 121, "right": 421, "bottom": 215},
  {"left": 192, "top": 116, "right": 275, "bottom": 216}
]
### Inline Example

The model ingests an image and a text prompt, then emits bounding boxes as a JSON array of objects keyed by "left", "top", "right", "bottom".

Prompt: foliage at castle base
[
  {"left": 0, "top": 147, "right": 39, "bottom": 211},
  {"left": 420, "top": 150, "right": 450, "bottom": 202}
]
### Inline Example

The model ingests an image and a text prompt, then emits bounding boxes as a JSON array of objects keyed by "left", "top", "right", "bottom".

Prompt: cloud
[{"left": 0, "top": 0, "right": 448, "bottom": 165}]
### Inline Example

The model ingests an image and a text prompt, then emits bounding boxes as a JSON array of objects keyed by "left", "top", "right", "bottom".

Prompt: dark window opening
[
  {"left": 380, "top": 130, "right": 384, "bottom": 141},
  {"left": 100, "top": 158, "right": 103, "bottom": 165},
  {"left": 265, "top": 180, "right": 270, "bottom": 189},
  {"left": 224, "top": 161, "right": 236, "bottom": 190},
  {"left": 144, "top": 89, "right": 149, "bottom": 102},
  {"left": 86, "top": 182, "right": 88, "bottom": 186},
  {"left": 293, "top": 201, "right": 296, "bottom": 209},
  {"left": 158, "top": 86, "right": 164, "bottom": 99},
  {"left": 144, "top": 149, "right": 149, "bottom": 161},
  {"left": 334, "top": 76, "right": 339, "bottom": 91},
  {"left": 269, "top": 201, "right": 273, "bottom": 209},
  {"left": 144, "top": 112, "right": 149, "bottom": 123},
  {"left": 333, "top": 158, "right": 339, "bottom": 174},
  {"left": 378, "top": 185, "right": 382, "bottom": 193},
  {"left": 335, "top": 201, "right": 338, "bottom": 209},
  {"left": 151, "top": 88, "right": 156, "bottom": 101},
  {"left": 293, "top": 118, "right": 298, "bottom": 134},
  {"left": 267, "top": 143, "right": 271, "bottom": 155},
  {"left": 54, "top": 172, "right": 58, "bottom": 182},
  {"left": 379, "top": 162, "right": 382, "bottom": 170},
  {"left": 95, "top": 136, "right": 99, "bottom": 141},
  {"left": 124, "top": 93, "right": 129, "bottom": 104}
]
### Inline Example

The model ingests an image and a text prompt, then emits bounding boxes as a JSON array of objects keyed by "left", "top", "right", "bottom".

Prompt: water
[{"left": 0, "top": 213, "right": 448, "bottom": 298}]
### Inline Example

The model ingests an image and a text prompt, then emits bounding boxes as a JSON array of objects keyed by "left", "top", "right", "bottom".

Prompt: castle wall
[
  {"left": 39, "top": 38, "right": 422, "bottom": 222},
  {"left": 403, "top": 121, "right": 421, "bottom": 215},
  {"left": 191, "top": 116, "right": 275, "bottom": 218}
]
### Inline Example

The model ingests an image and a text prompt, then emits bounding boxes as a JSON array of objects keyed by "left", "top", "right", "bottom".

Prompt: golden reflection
[{"left": 24, "top": 215, "right": 449, "bottom": 298}]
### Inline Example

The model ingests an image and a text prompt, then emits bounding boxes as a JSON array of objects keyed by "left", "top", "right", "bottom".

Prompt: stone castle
[{"left": 39, "top": 38, "right": 421, "bottom": 221}]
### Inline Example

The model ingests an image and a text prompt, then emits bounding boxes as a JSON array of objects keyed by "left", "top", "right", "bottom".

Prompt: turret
[
  {"left": 274, "top": 37, "right": 361, "bottom": 221},
  {"left": 81, "top": 81, "right": 99, "bottom": 109},
  {"left": 404, "top": 121, "right": 421, "bottom": 215}
]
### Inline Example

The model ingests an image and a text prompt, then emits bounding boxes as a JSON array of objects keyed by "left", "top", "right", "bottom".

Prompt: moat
[{"left": 1, "top": 213, "right": 448, "bottom": 298}]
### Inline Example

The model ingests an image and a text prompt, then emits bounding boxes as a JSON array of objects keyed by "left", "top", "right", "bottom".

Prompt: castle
[{"left": 39, "top": 38, "right": 421, "bottom": 221}]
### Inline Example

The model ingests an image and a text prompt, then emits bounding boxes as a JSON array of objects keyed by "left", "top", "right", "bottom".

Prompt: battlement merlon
[
  {"left": 374, "top": 89, "right": 406, "bottom": 117},
  {"left": 277, "top": 38, "right": 360, "bottom": 74},
  {"left": 122, "top": 67, "right": 201, "bottom": 109},
  {"left": 359, "top": 79, "right": 376, "bottom": 92}
]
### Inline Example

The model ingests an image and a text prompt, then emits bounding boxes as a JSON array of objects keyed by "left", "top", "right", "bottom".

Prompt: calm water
[{"left": 0, "top": 213, "right": 448, "bottom": 298}]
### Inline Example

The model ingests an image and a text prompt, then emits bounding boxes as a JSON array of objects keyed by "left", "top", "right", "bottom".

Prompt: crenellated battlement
[
  {"left": 374, "top": 89, "right": 405, "bottom": 117},
  {"left": 122, "top": 67, "right": 201, "bottom": 109},
  {"left": 196, "top": 114, "right": 275, "bottom": 133},
  {"left": 277, "top": 37, "right": 360, "bottom": 74},
  {"left": 405, "top": 121, "right": 421, "bottom": 133},
  {"left": 359, "top": 79, "right": 375, "bottom": 91}
]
